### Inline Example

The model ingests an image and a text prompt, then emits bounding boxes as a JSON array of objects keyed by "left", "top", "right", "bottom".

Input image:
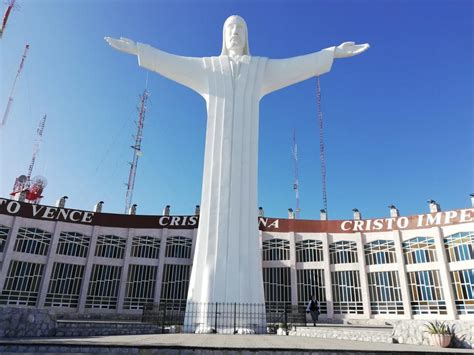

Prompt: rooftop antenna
[
  {"left": 291, "top": 129, "right": 300, "bottom": 219},
  {"left": 10, "top": 114, "right": 48, "bottom": 204},
  {"left": 0, "top": 0, "right": 16, "bottom": 39},
  {"left": 2, "top": 43, "right": 29, "bottom": 126},
  {"left": 124, "top": 79, "right": 149, "bottom": 213},
  {"left": 316, "top": 77, "right": 328, "bottom": 213}
]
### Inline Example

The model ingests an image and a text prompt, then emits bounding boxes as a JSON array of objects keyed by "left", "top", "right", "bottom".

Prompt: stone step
[
  {"left": 55, "top": 320, "right": 162, "bottom": 337},
  {"left": 290, "top": 325, "right": 394, "bottom": 344}
]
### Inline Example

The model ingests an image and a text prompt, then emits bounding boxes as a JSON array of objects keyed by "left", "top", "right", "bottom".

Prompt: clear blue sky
[{"left": 0, "top": 0, "right": 472, "bottom": 220}]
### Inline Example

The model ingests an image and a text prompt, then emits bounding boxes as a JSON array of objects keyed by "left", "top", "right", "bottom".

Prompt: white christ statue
[{"left": 106, "top": 15, "right": 369, "bottom": 333}]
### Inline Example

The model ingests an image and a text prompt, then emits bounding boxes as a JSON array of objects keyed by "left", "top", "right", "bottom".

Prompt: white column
[
  {"left": 432, "top": 227, "right": 457, "bottom": 319},
  {"left": 0, "top": 217, "right": 22, "bottom": 293},
  {"left": 117, "top": 228, "right": 134, "bottom": 313},
  {"left": 321, "top": 234, "right": 333, "bottom": 318},
  {"left": 392, "top": 230, "right": 412, "bottom": 319},
  {"left": 77, "top": 225, "right": 100, "bottom": 313},
  {"left": 190, "top": 227, "right": 198, "bottom": 260},
  {"left": 288, "top": 231, "right": 298, "bottom": 307},
  {"left": 355, "top": 232, "right": 371, "bottom": 318},
  {"left": 153, "top": 228, "right": 168, "bottom": 304},
  {"left": 37, "top": 221, "right": 63, "bottom": 308}
]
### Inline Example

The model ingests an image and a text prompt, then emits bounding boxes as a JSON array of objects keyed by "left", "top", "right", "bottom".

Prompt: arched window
[
  {"left": 165, "top": 236, "right": 192, "bottom": 258},
  {"left": 262, "top": 238, "right": 290, "bottom": 261},
  {"left": 95, "top": 235, "right": 126, "bottom": 259},
  {"left": 56, "top": 231, "right": 90, "bottom": 258},
  {"left": 295, "top": 240, "right": 323, "bottom": 262},
  {"left": 364, "top": 240, "right": 396, "bottom": 265},
  {"left": 14, "top": 227, "right": 52, "bottom": 256},
  {"left": 329, "top": 241, "right": 358, "bottom": 264},
  {"left": 402, "top": 237, "right": 437, "bottom": 264},
  {"left": 131, "top": 236, "right": 161, "bottom": 259},
  {"left": 444, "top": 232, "right": 474, "bottom": 262},
  {"left": 0, "top": 225, "right": 9, "bottom": 253}
]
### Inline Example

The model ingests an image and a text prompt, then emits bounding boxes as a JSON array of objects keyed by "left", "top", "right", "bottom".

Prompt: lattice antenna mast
[
  {"left": 27, "top": 114, "right": 47, "bottom": 179},
  {"left": 292, "top": 129, "right": 300, "bottom": 219},
  {"left": 125, "top": 88, "right": 149, "bottom": 213},
  {"left": 0, "top": 0, "right": 16, "bottom": 39},
  {"left": 2, "top": 43, "right": 29, "bottom": 126},
  {"left": 317, "top": 77, "right": 328, "bottom": 212}
]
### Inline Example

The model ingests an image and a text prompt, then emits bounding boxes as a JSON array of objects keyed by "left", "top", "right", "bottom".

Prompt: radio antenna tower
[
  {"left": 27, "top": 114, "right": 47, "bottom": 179},
  {"left": 0, "top": 0, "right": 16, "bottom": 39},
  {"left": 10, "top": 114, "right": 48, "bottom": 204},
  {"left": 2, "top": 43, "right": 29, "bottom": 126},
  {"left": 291, "top": 129, "right": 300, "bottom": 219},
  {"left": 124, "top": 87, "right": 149, "bottom": 213},
  {"left": 317, "top": 77, "right": 328, "bottom": 213}
]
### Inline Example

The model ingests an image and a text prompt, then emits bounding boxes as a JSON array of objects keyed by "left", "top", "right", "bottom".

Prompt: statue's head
[{"left": 221, "top": 15, "right": 250, "bottom": 56}]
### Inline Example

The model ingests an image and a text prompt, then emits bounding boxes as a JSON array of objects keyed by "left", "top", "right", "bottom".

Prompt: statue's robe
[{"left": 137, "top": 44, "right": 334, "bottom": 330}]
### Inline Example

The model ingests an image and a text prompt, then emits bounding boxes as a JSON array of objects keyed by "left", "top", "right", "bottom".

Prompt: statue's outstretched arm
[
  {"left": 105, "top": 37, "right": 206, "bottom": 94},
  {"left": 261, "top": 42, "right": 369, "bottom": 97}
]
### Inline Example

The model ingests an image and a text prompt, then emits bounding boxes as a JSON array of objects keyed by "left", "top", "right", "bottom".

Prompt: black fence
[{"left": 142, "top": 301, "right": 307, "bottom": 334}]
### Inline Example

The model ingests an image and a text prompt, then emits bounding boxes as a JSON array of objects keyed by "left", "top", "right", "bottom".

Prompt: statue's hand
[
  {"left": 104, "top": 36, "right": 138, "bottom": 55},
  {"left": 334, "top": 42, "right": 370, "bottom": 59}
]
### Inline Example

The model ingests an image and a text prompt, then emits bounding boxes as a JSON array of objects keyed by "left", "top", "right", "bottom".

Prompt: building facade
[{"left": 0, "top": 198, "right": 473, "bottom": 323}]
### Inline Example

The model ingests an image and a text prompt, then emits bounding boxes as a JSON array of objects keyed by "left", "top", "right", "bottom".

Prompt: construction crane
[
  {"left": 316, "top": 77, "right": 328, "bottom": 213},
  {"left": 124, "top": 88, "right": 149, "bottom": 214},
  {"left": 291, "top": 129, "right": 300, "bottom": 219},
  {"left": 0, "top": 0, "right": 16, "bottom": 38},
  {"left": 2, "top": 43, "right": 29, "bottom": 126},
  {"left": 10, "top": 114, "right": 48, "bottom": 204}
]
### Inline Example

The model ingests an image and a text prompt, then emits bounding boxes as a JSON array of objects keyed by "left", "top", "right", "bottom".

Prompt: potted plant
[{"left": 424, "top": 321, "right": 455, "bottom": 347}]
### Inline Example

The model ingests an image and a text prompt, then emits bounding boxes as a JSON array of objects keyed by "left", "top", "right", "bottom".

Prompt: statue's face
[{"left": 225, "top": 19, "right": 246, "bottom": 54}]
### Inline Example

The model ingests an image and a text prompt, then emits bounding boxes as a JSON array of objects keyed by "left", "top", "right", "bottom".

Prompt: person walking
[{"left": 306, "top": 295, "right": 320, "bottom": 326}]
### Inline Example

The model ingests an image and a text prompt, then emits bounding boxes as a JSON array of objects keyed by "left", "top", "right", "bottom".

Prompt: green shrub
[{"left": 423, "top": 321, "right": 455, "bottom": 335}]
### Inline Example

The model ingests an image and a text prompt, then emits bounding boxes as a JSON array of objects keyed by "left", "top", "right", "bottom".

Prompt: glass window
[
  {"left": 331, "top": 271, "right": 363, "bottom": 314},
  {"left": 402, "top": 237, "right": 437, "bottom": 264},
  {"left": 407, "top": 270, "right": 446, "bottom": 314},
  {"left": 296, "top": 269, "right": 326, "bottom": 314},
  {"left": 95, "top": 235, "right": 126, "bottom": 259},
  {"left": 0, "top": 260, "right": 44, "bottom": 306},
  {"left": 262, "top": 239, "right": 290, "bottom": 261},
  {"left": 450, "top": 269, "right": 474, "bottom": 315},
  {"left": 85, "top": 264, "right": 122, "bottom": 309},
  {"left": 296, "top": 240, "right": 323, "bottom": 263},
  {"left": 56, "top": 232, "right": 90, "bottom": 258},
  {"left": 364, "top": 240, "right": 396, "bottom": 265},
  {"left": 131, "top": 236, "right": 160, "bottom": 259},
  {"left": 14, "top": 227, "right": 52, "bottom": 256},
  {"left": 45, "top": 262, "right": 84, "bottom": 308},
  {"left": 329, "top": 241, "right": 358, "bottom": 264},
  {"left": 0, "top": 225, "right": 9, "bottom": 253},
  {"left": 165, "top": 236, "right": 192, "bottom": 259},
  {"left": 263, "top": 267, "right": 292, "bottom": 312},
  {"left": 124, "top": 264, "right": 158, "bottom": 310},
  {"left": 160, "top": 264, "right": 190, "bottom": 311},
  {"left": 368, "top": 271, "right": 403, "bottom": 314},
  {"left": 444, "top": 232, "right": 474, "bottom": 262}
]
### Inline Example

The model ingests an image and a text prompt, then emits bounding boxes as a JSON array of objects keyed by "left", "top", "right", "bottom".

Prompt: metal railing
[{"left": 142, "top": 301, "right": 307, "bottom": 334}]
